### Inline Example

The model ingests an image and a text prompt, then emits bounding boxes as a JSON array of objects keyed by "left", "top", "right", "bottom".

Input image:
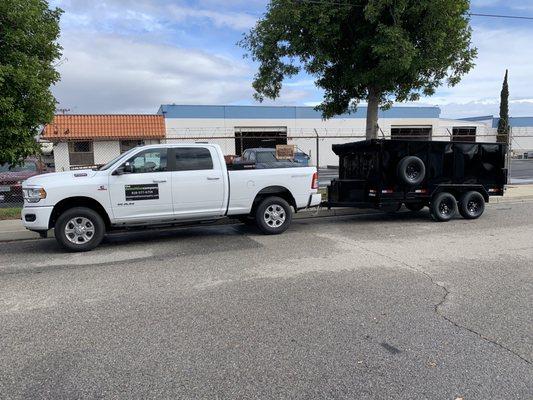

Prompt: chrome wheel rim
[
  {"left": 64, "top": 217, "right": 95, "bottom": 245},
  {"left": 264, "top": 204, "right": 286, "bottom": 228}
]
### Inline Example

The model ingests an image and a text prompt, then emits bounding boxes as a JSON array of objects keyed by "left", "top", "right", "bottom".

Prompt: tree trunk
[{"left": 366, "top": 88, "right": 380, "bottom": 140}]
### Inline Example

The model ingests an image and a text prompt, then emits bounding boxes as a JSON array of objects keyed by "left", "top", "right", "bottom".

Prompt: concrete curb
[{"left": 1, "top": 196, "right": 532, "bottom": 243}]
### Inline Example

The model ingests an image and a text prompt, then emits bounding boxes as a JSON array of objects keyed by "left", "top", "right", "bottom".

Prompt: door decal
[{"left": 125, "top": 184, "right": 159, "bottom": 201}]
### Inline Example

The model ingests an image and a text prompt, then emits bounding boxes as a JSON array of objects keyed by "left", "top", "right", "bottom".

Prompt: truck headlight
[{"left": 23, "top": 187, "right": 47, "bottom": 203}]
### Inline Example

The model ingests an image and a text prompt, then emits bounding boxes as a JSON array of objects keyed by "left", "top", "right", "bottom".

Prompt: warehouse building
[{"left": 158, "top": 104, "right": 492, "bottom": 166}]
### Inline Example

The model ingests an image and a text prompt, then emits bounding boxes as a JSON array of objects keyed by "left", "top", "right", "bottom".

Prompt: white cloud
[
  {"left": 167, "top": 6, "right": 257, "bottom": 30},
  {"left": 52, "top": 34, "right": 253, "bottom": 113},
  {"left": 418, "top": 25, "right": 533, "bottom": 117}
]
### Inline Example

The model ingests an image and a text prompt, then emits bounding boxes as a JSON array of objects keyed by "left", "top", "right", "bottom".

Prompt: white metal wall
[{"left": 164, "top": 117, "right": 499, "bottom": 167}]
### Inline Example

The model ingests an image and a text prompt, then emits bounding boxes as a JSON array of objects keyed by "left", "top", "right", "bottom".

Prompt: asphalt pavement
[{"left": 0, "top": 202, "right": 532, "bottom": 399}]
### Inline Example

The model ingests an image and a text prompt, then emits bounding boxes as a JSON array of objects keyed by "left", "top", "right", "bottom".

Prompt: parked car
[
  {"left": 0, "top": 159, "right": 46, "bottom": 203},
  {"left": 328, "top": 139, "right": 507, "bottom": 221},
  {"left": 21, "top": 144, "right": 321, "bottom": 251},
  {"left": 239, "top": 148, "right": 310, "bottom": 168}
]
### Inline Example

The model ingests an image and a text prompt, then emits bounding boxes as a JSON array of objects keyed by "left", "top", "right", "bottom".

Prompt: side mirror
[
  {"left": 114, "top": 162, "right": 133, "bottom": 175},
  {"left": 123, "top": 162, "right": 133, "bottom": 173}
]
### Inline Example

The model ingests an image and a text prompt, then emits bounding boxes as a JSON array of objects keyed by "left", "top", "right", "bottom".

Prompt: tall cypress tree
[{"left": 497, "top": 70, "right": 510, "bottom": 144}]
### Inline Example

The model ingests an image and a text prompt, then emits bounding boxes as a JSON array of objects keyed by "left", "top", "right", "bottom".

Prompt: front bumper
[
  {"left": 21, "top": 206, "right": 54, "bottom": 231},
  {"left": 308, "top": 193, "right": 322, "bottom": 207}
]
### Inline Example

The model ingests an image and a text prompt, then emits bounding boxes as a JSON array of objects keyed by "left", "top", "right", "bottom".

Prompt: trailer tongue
[{"left": 327, "top": 139, "right": 507, "bottom": 221}]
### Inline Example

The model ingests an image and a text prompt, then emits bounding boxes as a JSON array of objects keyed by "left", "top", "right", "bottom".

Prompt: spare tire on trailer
[{"left": 397, "top": 156, "right": 426, "bottom": 186}]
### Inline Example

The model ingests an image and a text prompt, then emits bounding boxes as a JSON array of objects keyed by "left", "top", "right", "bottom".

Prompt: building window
[
  {"left": 452, "top": 127, "right": 476, "bottom": 142},
  {"left": 68, "top": 141, "right": 94, "bottom": 167},
  {"left": 173, "top": 147, "right": 213, "bottom": 171},
  {"left": 391, "top": 126, "right": 432, "bottom": 140},
  {"left": 120, "top": 140, "right": 145, "bottom": 153}
]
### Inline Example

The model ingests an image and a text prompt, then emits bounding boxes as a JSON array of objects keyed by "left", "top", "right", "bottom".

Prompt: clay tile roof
[{"left": 42, "top": 114, "right": 166, "bottom": 141}]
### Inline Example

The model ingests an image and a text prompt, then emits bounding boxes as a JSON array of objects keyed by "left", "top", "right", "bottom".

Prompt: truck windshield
[{"left": 98, "top": 148, "right": 137, "bottom": 171}]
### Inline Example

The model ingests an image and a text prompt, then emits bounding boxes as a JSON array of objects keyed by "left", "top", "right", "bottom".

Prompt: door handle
[
  {"left": 207, "top": 177, "right": 220, "bottom": 181},
  {"left": 153, "top": 179, "right": 167, "bottom": 183}
]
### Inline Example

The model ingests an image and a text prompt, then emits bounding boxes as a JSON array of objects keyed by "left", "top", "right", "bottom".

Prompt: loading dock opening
[{"left": 234, "top": 127, "right": 288, "bottom": 156}]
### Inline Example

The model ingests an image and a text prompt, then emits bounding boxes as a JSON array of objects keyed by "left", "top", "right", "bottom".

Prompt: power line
[
  {"left": 469, "top": 13, "right": 533, "bottom": 20},
  {"left": 294, "top": 0, "right": 533, "bottom": 20}
]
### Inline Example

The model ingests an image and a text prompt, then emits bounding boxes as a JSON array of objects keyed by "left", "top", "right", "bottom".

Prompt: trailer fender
[{"left": 431, "top": 185, "right": 489, "bottom": 203}]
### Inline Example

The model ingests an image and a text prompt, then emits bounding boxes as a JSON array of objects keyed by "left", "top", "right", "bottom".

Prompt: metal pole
[
  {"left": 507, "top": 126, "right": 512, "bottom": 184},
  {"left": 314, "top": 129, "right": 320, "bottom": 174}
]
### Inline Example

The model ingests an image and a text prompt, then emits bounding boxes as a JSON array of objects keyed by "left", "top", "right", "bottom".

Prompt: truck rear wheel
[
  {"left": 55, "top": 207, "right": 105, "bottom": 252},
  {"left": 458, "top": 191, "right": 485, "bottom": 219},
  {"left": 430, "top": 192, "right": 457, "bottom": 222},
  {"left": 255, "top": 196, "right": 292, "bottom": 235}
]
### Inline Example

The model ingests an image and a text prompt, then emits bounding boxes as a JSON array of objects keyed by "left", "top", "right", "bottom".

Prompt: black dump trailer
[{"left": 327, "top": 139, "right": 507, "bottom": 221}]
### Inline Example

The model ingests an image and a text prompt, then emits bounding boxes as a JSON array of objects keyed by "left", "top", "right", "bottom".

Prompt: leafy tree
[
  {"left": 0, "top": 0, "right": 62, "bottom": 165},
  {"left": 497, "top": 69, "right": 509, "bottom": 144},
  {"left": 240, "top": 0, "right": 477, "bottom": 139}
]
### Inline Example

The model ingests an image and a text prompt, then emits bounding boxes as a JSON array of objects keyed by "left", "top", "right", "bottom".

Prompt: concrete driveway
[{"left": 0, "top": 202, "right": 532, "bottom": 399}]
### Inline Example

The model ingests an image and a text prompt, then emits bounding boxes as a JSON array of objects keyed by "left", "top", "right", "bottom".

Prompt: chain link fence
[{"left": 2, "top": 127, "right": 533, "bottom": 212}]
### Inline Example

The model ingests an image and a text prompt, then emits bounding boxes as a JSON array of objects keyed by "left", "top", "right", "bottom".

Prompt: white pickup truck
[{"left": 21, "top": 144, "right": 321, "bottom": 251}]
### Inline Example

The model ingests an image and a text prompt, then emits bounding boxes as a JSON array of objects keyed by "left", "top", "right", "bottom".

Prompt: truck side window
[
  {"left": 174, "top": 148, "right": 214, "bottom": 171},
  {"left": 127, "top": 149, "right": 167, "bottom": 173}
]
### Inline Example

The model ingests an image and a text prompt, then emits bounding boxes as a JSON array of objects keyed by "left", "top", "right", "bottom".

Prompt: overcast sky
[{"left": 49, "top": 0, "right": 533, "bottom": 118}]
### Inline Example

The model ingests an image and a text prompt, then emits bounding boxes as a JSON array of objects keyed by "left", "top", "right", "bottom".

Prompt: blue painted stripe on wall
[
  {"left": 492, "top": 117, "right": 533, "bottom": 128},
  {"left": 158, "top": 104, "right": 441, "bottom": 119}
]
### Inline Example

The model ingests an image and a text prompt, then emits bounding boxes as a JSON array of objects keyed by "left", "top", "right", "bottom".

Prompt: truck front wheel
[
  {"left": 255, "top": 196, "right": 293, "bottom": 235},
  {"left": 458, "top": 191, "right": 485, "bottom": 219},
  {"left": 430, "top": 192, "right": 457, "bottom": 222},
  {"left": 55, "top": 207, "right": 105, "bottom": 252}
]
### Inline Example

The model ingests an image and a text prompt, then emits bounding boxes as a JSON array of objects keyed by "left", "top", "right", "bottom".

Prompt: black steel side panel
[{"left": 329, "top": 139, "right": 507, "bottom": 205}]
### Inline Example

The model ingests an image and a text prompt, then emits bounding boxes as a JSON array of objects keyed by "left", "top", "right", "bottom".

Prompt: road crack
[{"left": 332, "top": 236, "right": 532, "bottom": 366}]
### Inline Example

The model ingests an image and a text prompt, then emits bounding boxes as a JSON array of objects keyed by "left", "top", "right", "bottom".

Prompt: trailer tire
[
  {"left": 430, "top": 192, "right": 457, "bottom": 222},
  {"left": 405, "top": 202, "right": 425, "bottom": 212},
  {"left": 398, "top": 156, "right": 425, "bottom": 186},
  {"left": 55, "top": 207, "right": 105, "bottom": 252},
  {"left": 458, "top": 191, "right": 485, "bottom": 219},
  {"left": 255, "top": 196, "right": 292, "bottom": 235}
]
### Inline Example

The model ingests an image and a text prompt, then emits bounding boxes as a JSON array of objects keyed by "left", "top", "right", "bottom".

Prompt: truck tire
[
  {"left": 430, "top": 192, "right": 457, "bottom": 222},
  {"left": 55, "top": 207, "right": 105, "bottom": 252},
  {"left": 255, "top": 196, "right": 292, "bottom": 235},
  {"left": 405, "top": 202, "right": 425, "bottom": 212},
  {"left": 458, "top": 191, "right": 485, "bottom": 219},
  {"left": 398, "top": 156, "right": 425, "bottom": 186}
]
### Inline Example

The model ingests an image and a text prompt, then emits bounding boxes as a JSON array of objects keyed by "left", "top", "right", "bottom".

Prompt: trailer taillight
[{"left": 311, "top": 172, "right": 319, "bottom": 189}]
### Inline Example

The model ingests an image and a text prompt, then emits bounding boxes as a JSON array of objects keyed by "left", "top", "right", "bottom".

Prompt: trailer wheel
[
  {"left": 255, "top": 196, "right": 293, "bottom": 235},
  {"left": 458, "top": 191, "right": 485, "bottom": 219},
  {"left": 405, "top": 202, "right": 425, "bottom": 212},
  {"left": 398, "top": 156, "right": 425, "bottom": 186},
  {"left": 430, "top": 192, "right": 457, "bottom": 222}
]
